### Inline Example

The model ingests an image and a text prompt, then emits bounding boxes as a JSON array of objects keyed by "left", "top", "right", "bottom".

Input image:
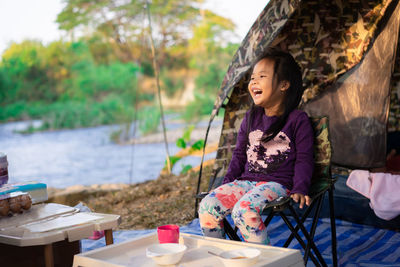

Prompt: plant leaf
[
  {"left": 180, "top": 164, "right": 192, "bottom": 174},
  {"left": 191, "top": 139, "right": 204, "bottom": 151},
  {"left": 165, "top": 155, "right": 181, "bottom": 169},
  {"left": 176, "top": 137, "right": 186, "bottom": 148},
  {"left": 183, "top": 125, "right": 195, "bottom": 142}
]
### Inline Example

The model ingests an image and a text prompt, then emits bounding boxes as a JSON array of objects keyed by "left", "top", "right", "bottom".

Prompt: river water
[{"left": 0, "top": 120, "right": 217, "bottom": 188}]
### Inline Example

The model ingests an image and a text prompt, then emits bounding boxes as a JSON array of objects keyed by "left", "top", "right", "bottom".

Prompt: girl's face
[{"left": 248, "top": 58, "right": 289, "bottom": 116}]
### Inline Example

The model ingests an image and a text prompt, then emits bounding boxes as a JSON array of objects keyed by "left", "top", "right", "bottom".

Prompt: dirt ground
[{"left": 49, "top": 167, "right": 211, "bottom": 230}]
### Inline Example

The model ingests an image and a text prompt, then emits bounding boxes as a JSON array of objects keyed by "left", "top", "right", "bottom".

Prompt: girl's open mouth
[{"left": 252, "top": 88, "right": 262, "bottom": 97}]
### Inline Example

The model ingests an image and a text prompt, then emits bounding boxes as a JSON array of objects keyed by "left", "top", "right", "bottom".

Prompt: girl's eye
[
  {"left": 250, "top": 75, "right": 266, "bottom": 79},
  {"left": 250, "top": 75, "right": 267, "bottom": 81}
]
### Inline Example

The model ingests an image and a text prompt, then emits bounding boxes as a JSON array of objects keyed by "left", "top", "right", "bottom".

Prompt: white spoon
[{"left": 208, "top": 250, "right": 248, "bottom": 259}]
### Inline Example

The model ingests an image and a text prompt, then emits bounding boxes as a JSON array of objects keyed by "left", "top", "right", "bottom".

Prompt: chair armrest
[
  {"left": 264, "top": 196, "right": 292, "bottom": 209},
  {"left": 195, "top": 192, "right": 209, "bottom": 200}
]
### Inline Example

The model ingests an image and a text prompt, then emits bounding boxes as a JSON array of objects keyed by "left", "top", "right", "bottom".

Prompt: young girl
[{"left": 198, "top": 47, "right": 314, "bottom": 244}]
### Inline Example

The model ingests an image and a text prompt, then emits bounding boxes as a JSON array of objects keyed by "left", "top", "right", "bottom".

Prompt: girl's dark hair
[{"left": 248, "top": 47, "right": 304, "bottom": 143}]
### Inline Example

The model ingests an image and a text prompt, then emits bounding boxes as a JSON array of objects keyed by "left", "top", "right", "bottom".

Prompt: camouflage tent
[{"left": 197, "top": 0, "right": 400, "bottom": 191}]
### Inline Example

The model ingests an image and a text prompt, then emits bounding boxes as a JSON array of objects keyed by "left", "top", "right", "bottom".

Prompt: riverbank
[
  {"left": 48, "top": 166, "right": 212, "bottom": 229},
  {"left": 2, "top": 117, "right": 222, "bottom": 188}
]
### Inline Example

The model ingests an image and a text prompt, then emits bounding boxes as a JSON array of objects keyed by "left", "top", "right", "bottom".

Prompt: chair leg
[
  {"left": 287, "top": 205, "right": 328, "bottom": 267},
  {"left": 223, "top": 218, "right": 241, "bottom": 241},
  {"left": 280, "top": 212, "right": 322, "bottom": 267},
  {"left": 194, "top": 198, "right": 199, "bottom": 218},
  {"left": 329, "top": 187, "right": 338, "bottom": 267},
  {"left": 283, "top": 198, "right": 318, "bottom": 247},
  {"left": 303, "top": 196, "right": 324, "bottom": 265},
  {"left": 263, "top": 209, "right": 276, "bottom": 227}
]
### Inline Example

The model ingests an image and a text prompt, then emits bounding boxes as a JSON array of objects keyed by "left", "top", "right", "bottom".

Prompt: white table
[{"left": 0, "top": 203, "right": 120, "bottom": 267}]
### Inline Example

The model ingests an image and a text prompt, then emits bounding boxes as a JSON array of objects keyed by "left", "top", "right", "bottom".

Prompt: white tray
[{"left": 73, "top": 232, "right": 304, "bottom": 267}]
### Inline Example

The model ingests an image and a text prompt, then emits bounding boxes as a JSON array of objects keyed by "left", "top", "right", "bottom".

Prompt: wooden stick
[{"left": 145, "top": 0, "right": 172, "bottom": 174}]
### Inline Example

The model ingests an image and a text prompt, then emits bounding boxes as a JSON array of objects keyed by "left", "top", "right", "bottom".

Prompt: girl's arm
[
  {"left": 291, "top": 112, "right": 314, "bottom": 196},
  {"left": 222, "top": 112, "right": 249, "bottom": 184}
]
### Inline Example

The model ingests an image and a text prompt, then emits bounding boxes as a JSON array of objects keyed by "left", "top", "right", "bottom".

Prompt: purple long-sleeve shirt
[{"left": 222, "top": 107, "right": 314, "bottom": 195}]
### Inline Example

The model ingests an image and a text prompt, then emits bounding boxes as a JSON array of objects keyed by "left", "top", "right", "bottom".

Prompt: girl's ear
[{"left": 280, "top": 81, "right": 290, "bottom": 92}]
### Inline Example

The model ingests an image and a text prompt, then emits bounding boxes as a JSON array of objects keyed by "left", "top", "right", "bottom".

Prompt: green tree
[
  {"left": 56, "top": 0, "right": 232, "bottom": 68},
  {"left": 0, "top": 41, "right": 54, "bottom": 103},
  {"left": 184, "top": 10, "right": 238, "bottom": 120},
  {"left": 0, "top": 40, "right": 140, "bottom": 128},
  {"left": 0, "top": 0, "right": 239, "bottom": 129}
]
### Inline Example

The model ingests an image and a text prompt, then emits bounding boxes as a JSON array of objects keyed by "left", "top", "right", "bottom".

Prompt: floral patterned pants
[{"left": 198, "top": 180, "right": 288, "bottom": 244}]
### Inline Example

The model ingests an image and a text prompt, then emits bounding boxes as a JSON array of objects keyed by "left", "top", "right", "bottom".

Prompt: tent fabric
[
  {"left": 388, "top": 40, "right": 400, "bottom": 132},
  {"left": 206, "top": 0, "right": 399, "bottom": 182},
  {"left": 304, "top": 0, "right": 400, "bottom": 167},
  {"left": 271, "top": 0, "right": 394, "bottom": 105},
  {"left": 212, "top": 0, "right": 394, "bottom": 118},
  {"left": 81, "top": 218, "right": 400, "bottom": 266}
]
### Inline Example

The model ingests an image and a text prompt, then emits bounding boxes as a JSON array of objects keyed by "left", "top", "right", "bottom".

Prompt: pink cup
[{"left": 157, "top": 224, "right": 179, "bottom": 243}]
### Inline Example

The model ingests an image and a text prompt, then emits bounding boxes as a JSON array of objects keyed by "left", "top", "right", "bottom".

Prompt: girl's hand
[{"left": 290, "top": 193, "right": 311, "bottom": 209}]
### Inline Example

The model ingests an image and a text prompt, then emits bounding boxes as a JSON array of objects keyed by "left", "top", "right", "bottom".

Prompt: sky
[{"left": 0, "top": 0, "right": 268, "bottom": 55}]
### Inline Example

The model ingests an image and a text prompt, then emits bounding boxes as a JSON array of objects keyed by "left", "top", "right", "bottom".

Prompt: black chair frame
[{"left": 221, "top": 182, "right": 337, "bottom": 267}]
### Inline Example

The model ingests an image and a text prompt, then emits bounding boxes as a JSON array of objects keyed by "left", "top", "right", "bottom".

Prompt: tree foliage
[
  {"left": 57, "top": 0, "right": 202, "bottom": 64},
  {"left": 0, "top": 0, "right": 239, "bottom": 130},
  {"left": 0, "top": 40, "right": 139, "bottom": 128}
]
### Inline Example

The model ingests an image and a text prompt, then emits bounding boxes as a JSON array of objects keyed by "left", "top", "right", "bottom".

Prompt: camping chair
[{"left": 195, "top": 116, "right": 337, "bottom": 267}]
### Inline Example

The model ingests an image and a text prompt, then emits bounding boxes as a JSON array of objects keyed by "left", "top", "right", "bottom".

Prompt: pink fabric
[
  {"left": 347, "top": 170, "right": 400, "bottom": 220},
  {"left": 88, "top": 230, "right": 104, "bottom": 240}
]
